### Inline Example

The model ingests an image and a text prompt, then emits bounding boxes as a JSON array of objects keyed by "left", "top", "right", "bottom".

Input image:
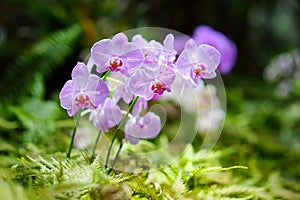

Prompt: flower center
[
  {"left": 193, "top": 64, "right": 206, "bottom": 78},
  {"left": 109, "top": 57, "right": 124, "bottom": 72},
  {"left": 151, "top": 82, "right": 167, "bottom": 95},
  {"left": 75, "top": 93, "right": 91, "bottom": 108}
]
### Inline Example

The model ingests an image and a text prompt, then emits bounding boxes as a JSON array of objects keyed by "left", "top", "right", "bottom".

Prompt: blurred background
[
  {"left": 0, "top": 0, "right": 299, "bottom": 199},
  {"left": 0, "top": 0, "right": 299, "bottom": 96}
]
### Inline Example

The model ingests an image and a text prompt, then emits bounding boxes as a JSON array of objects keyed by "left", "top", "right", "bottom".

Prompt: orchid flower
[
  {"left": 91, "top": 33, "right": 144, "bottom": 76},
  {"left": 59, "top": 62, "right": 109, "bottom": 116}
]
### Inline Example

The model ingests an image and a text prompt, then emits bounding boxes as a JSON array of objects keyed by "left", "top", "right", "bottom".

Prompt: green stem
[
  {"left": 67, "top": 110, "right": 82, "bottom": 159},
  {"left": 109, "top": 142, "right": 124, "bottom": 173},
  {"left": 101, "top": 70, "right": 111, "bottom": 80},
  {"left": 90, "top": 130, "right": 102, "bottom": 163},
  {"left": 105, "top": 129, "right": 121, "bottom": 168},
  {"left": 201, "top": 78, "right": 207, "bottom": 86},
  {"left": 105, "top": 96, "right": 139, "bottom": 168}
]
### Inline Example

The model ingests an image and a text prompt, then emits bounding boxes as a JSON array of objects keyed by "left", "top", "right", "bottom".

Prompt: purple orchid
[
  {"left": 59, "top": 62, "right": 109, "bottom": 116},
  {"left": 89, "top": 98, "right": 123, "bottom": 132},
  {"left": 124, "top": 111, "right": 161, "bottom": 145},
  {"left": 128, "top": 63, "right": 176, "bottom": 100},
  {"left": 159, "top": 34, "right": 177, "bottom": 67},
  {"left": 174, "top": 25, "right": 237, "bottom": 74},
  {"left": 176, "top": 39, "right": 220, "bottom": 87},
  {"left": 132, "top": 34, "right": 177, "bottom": 67},
  {"left": 193, "top": 25, "right": 237, "bottom": 74},
  {"left": 111, "top": 76, "right": 135, "bottom": 104},
  {"left": 91, "top": 33, "right": 144, "bottom": 75}
]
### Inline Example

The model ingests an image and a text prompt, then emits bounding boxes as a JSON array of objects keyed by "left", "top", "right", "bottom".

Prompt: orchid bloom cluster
[{"left": 59, "top": 32, "right": 220, "bottom": 147}]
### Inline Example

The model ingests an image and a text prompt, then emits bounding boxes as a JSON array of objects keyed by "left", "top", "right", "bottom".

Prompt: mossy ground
[{"left": 0, "top": 75, "right": 299, "bottom": 199}]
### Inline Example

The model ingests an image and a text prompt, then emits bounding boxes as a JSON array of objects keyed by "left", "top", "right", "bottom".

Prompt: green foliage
[
  {"left": 0, "top": 24, "right": 82, "bottom": 100},
  {"left": 0, "top": 76, "right": 299, "bottom": 199},
  {"left": 0, "top": 180, "right": 38, "bottom": 200},
  {"left": 2, "top": 146, "right": 249, "bottom": 200},
  {"left": 0, "top": 73, "right": 72, "bottom": 153},
  {"left": 220, "top": 75, "right": 300, "bottom": 199}
]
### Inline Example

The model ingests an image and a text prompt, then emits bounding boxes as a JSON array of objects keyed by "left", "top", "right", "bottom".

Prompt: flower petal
[
  {"left": 59, "top": 80, "right": 74, "bottom": 111},
  {"left": 103, "top": 99, "right": 123, "bottom": 127},
  {"left": 184, "top": 39, "right": 198, "bottom": 51},
  {"left": 156, "top": 64, "right": 176, "bottom": 86},
  {"left": 124, "top": 112, "right": 161, "bottom": 139},
  {"left": 197, "top": 44, "right": 220, "bottom": 71},
  {"left": 176, "top": 49, "right": 193, "bottom": 78},
  {"left": 89, "top": 109, "right": 109, "bottom": 132},
  {"left": 111, "top": 33, "right": 129, "bottom": 55},
  {"left": 72, "top": 63, "right": 90, "bottom": 89},
  {"left": 87, "top": 75, "right": 109, "bottom": 107},
  {"left": 132, "top": 34, "right": 148, "bottom": 48},
  {"left": 121, "top": 48, "right": 144, "bottom": 72},
  {"left": 163, "top": 34, "right": 175, "bottom": 51},
  {"left": 125, "top": 134, "right": 139, "bottom": 145},
  {"left": 91, "top": 39, "right": 112, "bottom": 72},
  {"left": 128, "top": 69, "right": 153, "bottom": 100}
]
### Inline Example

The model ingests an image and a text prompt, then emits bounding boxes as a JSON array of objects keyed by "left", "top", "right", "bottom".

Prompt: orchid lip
[
  {"left": 74, "top": 93, "right": 90, "bottom": 108},
  {"left": 74, "top": 93, "right": 96, "bottom": 109},
  {"left": 108, "top": 57, "right": 124, "bottom": 72},
  {"left": 151, "top": 82, "right": 168, "bottom": 95},
  {"left": 193, "top": 64, "right": 206, "bottom": 78}
]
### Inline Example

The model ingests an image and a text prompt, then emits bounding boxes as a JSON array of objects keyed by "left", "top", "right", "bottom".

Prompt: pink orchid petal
[
  {"left": 91, "top": 39, "right": 112, "bottom": 72},
  {"left": 72, "top": 63, "right": 90, "bottom": 89},
  {"left": 197, "top": 44, "right": 220, "bottom": 71},
  {"left": 163, "top": 34, "right": 174, "bottom": 51},
  {"left": 59, "top": 80, "right": 74, "bottom": 111},
  {"left": 125, "top": 134, "right": 139, "bottom": 145},
  {"left": 111, "top": 33, "right": 129, "bottom": 55},
  {"left": 125, "top": 112, "right": 161, "bottom": 140},
  {"left": 89, "top": 98, "right": 122, "bottom": 132},
  {"left": 129, "top": 69, "right": 153, "bottom": 100}
]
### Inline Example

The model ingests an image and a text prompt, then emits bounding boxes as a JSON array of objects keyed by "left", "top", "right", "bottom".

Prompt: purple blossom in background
[
  {"left": 176, "top": 39, "right": 220, "bottom": 87},
  {"left": 125, "top": 111, "right": 161, "bottom": 145},
  {"left": 174, "top": 35, "right": 191, "bottom": 55},
  {"left": 89, "top": 98, "right": 123, "bottom": 132},
  {"left": 91, "top": 33, "right": 144, "bottom": 75},
  {"left": 128, "top": 63, "right": 176, "bottom": 100},
  {"left": 59, "top": 62, "right": 109, "bottom": 116},
  {"left": 193, "top": 25, "right": 237, "bottom": 74},
  {"left": 174, "top": 25, "right": 237, "bottom": 74}
]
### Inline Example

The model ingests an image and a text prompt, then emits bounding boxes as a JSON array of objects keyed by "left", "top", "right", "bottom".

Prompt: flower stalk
[
  {"left": 90, "top": 130, "right": 102, "bottom": 163},
  {"left": 67, "top": 110, "right": 82, "bottom": 159},
  {"left": 105, "top": 96, "right": 139, "bottom": 169}
]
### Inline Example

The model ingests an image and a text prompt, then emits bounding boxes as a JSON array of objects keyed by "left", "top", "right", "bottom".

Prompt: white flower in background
[
  {"left": 195, "top": 84, "right": 225, "bottom": 133},
  {"left": 197, "top": 107, "right": 225, "bottom": 133},
  {"left": 264, "top": 48, "right": 300, "bottom": 97},
  {"left": 162, "top": 78, "right": 225, "bottom": 134}
]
